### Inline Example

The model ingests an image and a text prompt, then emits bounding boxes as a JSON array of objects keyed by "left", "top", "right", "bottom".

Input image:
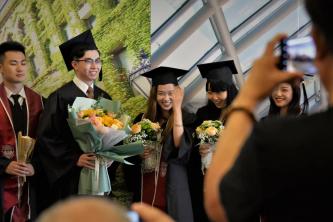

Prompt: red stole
[
  {"left": 141, "top": 151, "right": 167, "bottom": 211},
  {"left": 0, "top": 83, "right": 43, "bottom": 221}
]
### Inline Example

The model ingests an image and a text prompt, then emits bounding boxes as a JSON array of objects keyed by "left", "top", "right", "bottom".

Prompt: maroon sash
[{"left": 0, "top": 83, "right": 43, "bottom": 221}]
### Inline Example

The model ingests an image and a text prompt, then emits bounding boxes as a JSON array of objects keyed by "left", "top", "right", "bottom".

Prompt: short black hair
[
  {"left": 305, "top": 0, "right": 333, "bottom": 53},
  {"left": 70, "top": 43, "right": 100, "bottom": 61},
  {"left": 0, "top": 41, "right": 25, "bottom": 63}
]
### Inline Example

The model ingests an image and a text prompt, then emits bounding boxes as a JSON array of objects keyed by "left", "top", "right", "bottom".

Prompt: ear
[
  {"left": 312, "top": 26, "right": 329, "bottom": 60},
  {"left": 71, "top": 60, "right": 78, "bottom": 71}
]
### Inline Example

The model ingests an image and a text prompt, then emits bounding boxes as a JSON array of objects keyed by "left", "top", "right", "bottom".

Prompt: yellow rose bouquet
[
  {"left": 126, "top": 119, "right": 162, "bottom": 173},
  {"left": 196, "top": 120, "right": 223, "bottom": 144},
  {"left": 196, "top": 120, "right": 224, "bottom": 173},
  {"left": 67, "top": 97, "right": 143, "bottom": 195}
]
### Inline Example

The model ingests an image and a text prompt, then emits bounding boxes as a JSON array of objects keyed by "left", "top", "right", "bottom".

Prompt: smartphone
[
  {"left": 127, "top": 211, "right": 143, "bottom": 222},
  {"left": 278, "top": 36, "right": 317, "bottom": 76}
]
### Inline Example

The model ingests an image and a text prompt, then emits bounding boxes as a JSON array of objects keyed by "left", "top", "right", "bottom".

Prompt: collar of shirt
[
  {"left": 73, "top": 76, "right": 94, "bottom": 96},
  {"left": 5, "top": 86, "right": 26, "bottom": 106}
]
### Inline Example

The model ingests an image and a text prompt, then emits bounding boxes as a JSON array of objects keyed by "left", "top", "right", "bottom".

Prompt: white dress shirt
[
  {"left": 73, "top": 76, "right": 94, "bottom": 96},
  {"left": 5, "top": 86, "right": 26, "bottom": 106}
]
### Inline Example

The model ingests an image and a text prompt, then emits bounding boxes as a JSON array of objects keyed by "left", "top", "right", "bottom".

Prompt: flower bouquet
[
  {"left": 126, "top": 119, "right": 162, "bottom": 173},
  {"left": 196, "top": 120, "right": 224, "bottom": 173},
  {"left": 67, "top": 97, "right": 144, "bottom": 195}
]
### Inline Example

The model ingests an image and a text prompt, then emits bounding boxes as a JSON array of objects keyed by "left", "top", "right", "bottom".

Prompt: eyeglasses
[{"left": 75, "top": 58, "right": 102, "bottom": 65}]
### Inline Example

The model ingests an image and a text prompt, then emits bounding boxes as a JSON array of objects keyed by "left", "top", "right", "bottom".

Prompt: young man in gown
[
  {"left": 0, "top": 41, "right": 43, "bottom": 222},
  {"left": 34, "top": 30, "right": 111, "bottom": 212}
]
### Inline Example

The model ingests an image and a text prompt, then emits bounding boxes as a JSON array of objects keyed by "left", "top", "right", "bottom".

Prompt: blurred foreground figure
[
  {"left": 37, "top": 197, "right": 129, "bottom": 222},
  {"left": 205, "top": 0, "right": 333, "bottom": 221}
]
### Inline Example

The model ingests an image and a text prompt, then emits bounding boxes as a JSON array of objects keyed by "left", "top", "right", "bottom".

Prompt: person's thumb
[{"left": 131, "top": 202, "right": 174, "bottom": 222}]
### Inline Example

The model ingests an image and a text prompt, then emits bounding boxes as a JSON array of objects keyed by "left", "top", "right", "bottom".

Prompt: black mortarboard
[
  {"left": 142, "top": 66, "right": 188, "bottom": 86},
  {"left": 197, "top": 60, "right": 237, "bottom": 86},
  {"left": 59, "top": 30, "right": 102, "bottom": 80}
]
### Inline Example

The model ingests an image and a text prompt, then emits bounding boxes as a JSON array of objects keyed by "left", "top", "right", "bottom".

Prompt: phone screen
[
  {"left": 127, "top": 211, "right": 142, "bottom": 222},
  {"left": 280, "top": 36, "right": 317, "bottom": 76}
]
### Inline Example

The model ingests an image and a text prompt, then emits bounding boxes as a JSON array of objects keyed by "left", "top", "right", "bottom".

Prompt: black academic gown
[
  {"left": 34, "top": 81, "right": 111, "bottom": 213},
  {"left": 189, "top": 102, "right": 223, "bottom": 222},
  {"left": 219, "top": 110, "right": 333, "bottom": 222},
  {"left": 164, "top": 111, "right": 195, "bottom": 222},
  {"left": 124, "top": 111, "right": 196, "bottom": 222}
]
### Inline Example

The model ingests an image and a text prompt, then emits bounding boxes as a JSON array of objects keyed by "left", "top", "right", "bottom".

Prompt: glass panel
[
  {"left": 237, "top": 4, "right": 310, "bottom": 72},
  {"left": 151, "top": 0, "right": 202, "bottom": 53},
  {"left": 151, "top": 0, "right": 188, "bottom": 33},
  {"left": 222, "top": 0, "right": 270, "bottom": 31},
  {"left": 159, "top": 20, "right": 218, "bottom": 70}
]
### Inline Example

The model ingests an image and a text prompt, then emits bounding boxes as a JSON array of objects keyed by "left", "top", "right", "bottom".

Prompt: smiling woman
[
  {"left": 266, "top": 79, "right": 308, "bottom": 117},
  {"left": 272, "top": 82, "right": 293, "bottom": 109},
  {"left": 122, "top": 66, "right": 196, "bottom": 222},
  {"left": 188, "top": 60, "right": 239, "bottom": 222},
  {"left": 156, "top": 84, "right": 175, "bottom": 112}
]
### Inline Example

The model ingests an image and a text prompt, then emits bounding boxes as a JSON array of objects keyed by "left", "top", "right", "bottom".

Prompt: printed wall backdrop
[{"left": 0, "top": 0, "right": 150, "bottom": 120}]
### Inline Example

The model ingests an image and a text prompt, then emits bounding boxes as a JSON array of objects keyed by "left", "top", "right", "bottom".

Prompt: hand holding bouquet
[
  {"left": 126, "top": 119, "right": 162, "bottom": 173},
  {"left": 196, "top": 120, "right": 223, "bottom": 173},
  {"left": 67, "top": 97, "right": 143, "bottom": 195}
]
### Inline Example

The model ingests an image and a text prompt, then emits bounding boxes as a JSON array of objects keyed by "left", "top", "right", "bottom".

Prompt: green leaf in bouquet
[
  {"left": 67, "top": 118, "right": 102, "bottom": 153},
  {"left": 96, "top": 98, "right": 121, "bottom": 113},
  {"left": 99, "top": 142, "right": 144, "bottom": 156},
  {"left": 96, "top": 142, "right": 144, "bottom": 165}
]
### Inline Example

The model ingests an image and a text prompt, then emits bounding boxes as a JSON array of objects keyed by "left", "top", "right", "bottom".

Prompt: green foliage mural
[
  {"left": 0, "top": 0, "right": 150, "bottom": 206},
  {"left": 0, "top": 0, "right": 149, "bottom": 120}
]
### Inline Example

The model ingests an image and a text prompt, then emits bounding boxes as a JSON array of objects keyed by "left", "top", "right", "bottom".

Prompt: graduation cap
[
  {"left": 197, "top": 60, "right": 237, "bottom": 86},
  {"left": 142, "top": 66, "right": 188, "bottom": 86},
  {"left": 59, "top": 30, "right": 103, "bottom": 80}
]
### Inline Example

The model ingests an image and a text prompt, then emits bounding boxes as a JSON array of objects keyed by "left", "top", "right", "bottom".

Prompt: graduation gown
[
  {"left": 0, "top": 83, "right": 43, "bottom": 222},
  {"left": 34, "top": 81, "right": 111, "bottom": 212},
  {"left": 127, "top": 111, "right": 195, "bottom": 222},
  {"left": 189, "top": 101, "right": 224, "bottom": 222}
]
